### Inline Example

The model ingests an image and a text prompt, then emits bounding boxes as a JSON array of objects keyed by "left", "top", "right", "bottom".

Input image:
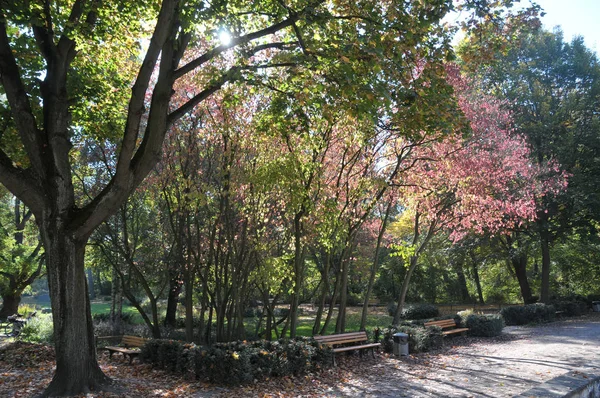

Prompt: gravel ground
[{"left": 326, "top": 312, "right": 600, "bottom": 397}]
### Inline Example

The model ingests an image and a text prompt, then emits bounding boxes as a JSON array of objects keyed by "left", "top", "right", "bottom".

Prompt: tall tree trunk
[
  {"left": 335, "top": 248, "right": 351, "bottom": 334},
  {"left": 312, "top": 251, "right": 331, "bottom": 335},
  {"left": 393, "top": 254, "right": 419, "bottom": 325},
  {"left": 110, "top": 270, "right": 123, "bottom": 336},
  {"left": 469, "top": 253, "right": 485, "bottom": 305},
  {"left": 42, "top": 230, "right": 108, "bottom": 395},
  {"left": 360, "top": 202, "right": 392, "bottom": 331},
  {"left": 164, "top": 272, "right": 182, "bottom": 327},
  {"left": 86, "top": 268, "right": 96, "bottom": 301},
  {"left": 512, "top": 254, "right": 534, "bottom": 304},
  {"left": 454, "top": 262, "right": 471, "bottom": 303},
  {"left": 539, "top": 224, "right": 552, "bottom": 303},
  {"left": 320, "top": 267, "right": 341, "bottom": 335},
  {"left": 392, "top": 213, "right": 436, "bottom": 325},
  {"left": 184, "top": 274, "right": 194, "bottom": 342},
  {"left": 0, "top": 293, "right": 21, "bottom": 318},
  {"left": 289, "top": 212, "right": 305, "bottom": 338}
]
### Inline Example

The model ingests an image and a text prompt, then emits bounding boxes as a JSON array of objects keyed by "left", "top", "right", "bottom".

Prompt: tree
[
  {"left": 0, "top": 194, "right": 44, "bottom": 318},
  {"left": 390, "top": 65, "right": 562, "bottom": 323},
  {"left": 0, "top": 1, "right": 535, "bottom": 395},
  {"left": 458, "top": 27, "right": 600, "bottom": 302}
]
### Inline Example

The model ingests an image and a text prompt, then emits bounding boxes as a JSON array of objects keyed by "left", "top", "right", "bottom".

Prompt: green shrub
[
  {"left": 243, "top": 307, "right": 262, "bottom": 318},
  {"left": 19, "top": 315, "right": 54, "bottom": 344},
  {"left": 464, "top": 314, "right": 504, "bottom": 337},
  {"left": 402, "top": 304, "right": 439, "bottom": 320},
  {"left": 387, "top": 303, "right": 439, "bottom": 320},
  {"left": 380, "top": 325, "right": 443, "bottom": 354},
  {"left": 500, "top": 303, "right": 556, "bottom": 325},
  {"left": 549, "top": 296, "right": 589, "bottom": 317},
  {"left": 140, "top": 337, "right": 332, "bottom": 385}
]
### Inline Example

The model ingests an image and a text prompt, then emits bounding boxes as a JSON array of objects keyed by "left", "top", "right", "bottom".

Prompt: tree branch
[
  {"left": 173, "top": 1, "right": 323, "bottom": 80},
  {"left": 0, "top": 149, "right": 44, "bottom": 215},
  {"left": 0, "top": 15, "right": 45, "bottom": 179}
]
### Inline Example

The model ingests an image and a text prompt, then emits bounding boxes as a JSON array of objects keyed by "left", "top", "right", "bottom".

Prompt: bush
[
  {"left": 92, "top": 312, "right": 136, "bottom": 324},
  {"left": 140, "top": 337, "right": 333, "bottom": 385},
  {"left": 402, "top": 304, "right": 439, "bottom": 320},
  {"left": 243, "top": 307, "right": 262, "bottom": 318},
  {"left": 500, "top": 303, "right": 556, "bottom": 325},
  {"left": 380, "top": 325, "right": 443, "bottom": 354},
  {"left": 549, "top": 296, "right": 589, "bottom": 317},
  {"left": 386, "top": 303, "right": 439, "bottom": 320},
  {"left": 19, "top": 314, "right": 54, "bottom": 344},
  {"left": 463, "top": 314, "right": 504, "bottom": 337}
]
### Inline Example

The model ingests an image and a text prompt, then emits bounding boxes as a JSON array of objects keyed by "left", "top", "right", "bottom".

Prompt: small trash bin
[
  {"left": 593, "top": 301, "right": 600, "bottom": 312},
  {"left": 393, "top": 332, "right": 409, "bottom": 356}
]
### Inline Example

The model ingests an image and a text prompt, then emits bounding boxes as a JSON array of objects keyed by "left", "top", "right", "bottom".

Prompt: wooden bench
[
  {"left": 102, "top": 335, "right": 147, "bottom": 364},
  {"left": 424, "top": 319, "right": 469, "bottom": 336},
  {"left": 314, "top": 331, "right": 380, "bottom": 366}
]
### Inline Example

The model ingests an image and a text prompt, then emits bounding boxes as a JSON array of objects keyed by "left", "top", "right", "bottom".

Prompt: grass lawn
[
  {"left": 20, "top": 296, "right": 392, "bottom": 337},
  {"left": 20, "top": 296, "right": 140, "bottom": 318}
]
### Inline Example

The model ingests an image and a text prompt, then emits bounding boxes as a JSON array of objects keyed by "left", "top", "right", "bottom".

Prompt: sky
[{"left": 537, "top": 0, "right": 600, "bottom": 53}]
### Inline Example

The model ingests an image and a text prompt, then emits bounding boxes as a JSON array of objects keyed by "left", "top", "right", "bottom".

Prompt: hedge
[
  {"left": 463, "top": 314, "right": 504, "bottom": 337},
  {"left": 500, "top": 303, "right": 556, "bottom": 325},
  {"left": 140, "top": 337, "right": 333, "bottom": 385},
  {"left": 387, "top": 303, "right": 440, "bottom": 320}
]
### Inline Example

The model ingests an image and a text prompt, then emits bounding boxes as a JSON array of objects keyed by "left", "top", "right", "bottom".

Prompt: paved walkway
[{"left": 332, "top": 313, "right": 600, "bottom": 397}]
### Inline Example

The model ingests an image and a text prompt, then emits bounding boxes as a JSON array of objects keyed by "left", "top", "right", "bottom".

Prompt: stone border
[{"left": 516, "top": 370, "right": 600, "bottom": 398}]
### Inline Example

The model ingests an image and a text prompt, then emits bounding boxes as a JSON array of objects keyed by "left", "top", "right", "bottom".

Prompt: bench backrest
[
  {"left": 424, "top": 319, "right": 457, "bottom": 329},
  {"left": 314, "top": 331, "right": 368, "bottom": 345},
  {"left": 121, "top": 335, "right": 147, "bottom": 347}
]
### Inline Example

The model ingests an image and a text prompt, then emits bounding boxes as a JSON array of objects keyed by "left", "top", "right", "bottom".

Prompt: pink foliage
[{"left": 401, "top": 65, "right": 567, "bottom": 241}]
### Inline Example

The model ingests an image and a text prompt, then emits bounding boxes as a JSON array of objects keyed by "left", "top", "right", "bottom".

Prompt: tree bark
[
  {"left": 312, "top": 251, "right": 331, "bottom": 335},
  {"left": 335, "top": 247, "right": 352, "bottom": 334},
  {"left": 454, "top": 262, "right": 471, "bottom": 303},
  {"left": 87, "top": 268, "right": 96, "bottom": 301},
  {"left": 512, "top": 255, "right": 534, "bottom": 304},
  {"left": 360, "top": 202, "right": 392, "bottom": 331},
  {"left": 289, "top": 211, "right": 305, "bottom": 338},
  {"left": 164, "top": 272, "right": 182, "bottom": 327},
  {"left": 392, "top": 212, "right": 436, "bottom": 325},
  {"left": 539, "top": 222, "right": 552, "bottom": 303},
  {"left": 42, "top": 230, "right": 108, "bottom": 395},
  {"left": 0, "top": 294, "right": 21, "bottom": 319},
  {"left": 393, "top": 255, "right": 419, "bottom": 325},
  {"left": 469, "top": 253, "right": 485, "bottom": 305}
]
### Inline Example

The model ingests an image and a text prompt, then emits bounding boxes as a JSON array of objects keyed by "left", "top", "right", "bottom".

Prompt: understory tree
[{"left": 0, "top": 194, "right": 44, "bottom": 318}]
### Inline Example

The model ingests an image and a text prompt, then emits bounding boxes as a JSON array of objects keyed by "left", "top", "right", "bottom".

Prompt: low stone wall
[{"left": 517, "top": 371, "right": 600, "bottom": 398}]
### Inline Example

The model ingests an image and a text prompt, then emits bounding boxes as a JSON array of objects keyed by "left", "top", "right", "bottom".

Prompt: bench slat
[
  {"left": 443, "top": 327, "right": 469, "bottom": 335},
  {"left": 314, "top": 332, "right": 365, "bottom": 341},
  {"left": 332, "top": 343, "right": 381, "bottom": 353},
  {"left": 424, "top": 319, "right": 469, "bottom": 336},
  {"left": 314, "top": 331, "right": 378, "bottom": 366}
]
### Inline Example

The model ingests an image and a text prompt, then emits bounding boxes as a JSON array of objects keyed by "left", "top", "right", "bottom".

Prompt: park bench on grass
[
  {"left": 101, "top": 335, "right": 147, "bottom": 364},
  {"left": 424, "top": 319, "right": 469, "bottom": 336},
  {"left": 314, "top": 331, "right": 380, "bottom": 366}
]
